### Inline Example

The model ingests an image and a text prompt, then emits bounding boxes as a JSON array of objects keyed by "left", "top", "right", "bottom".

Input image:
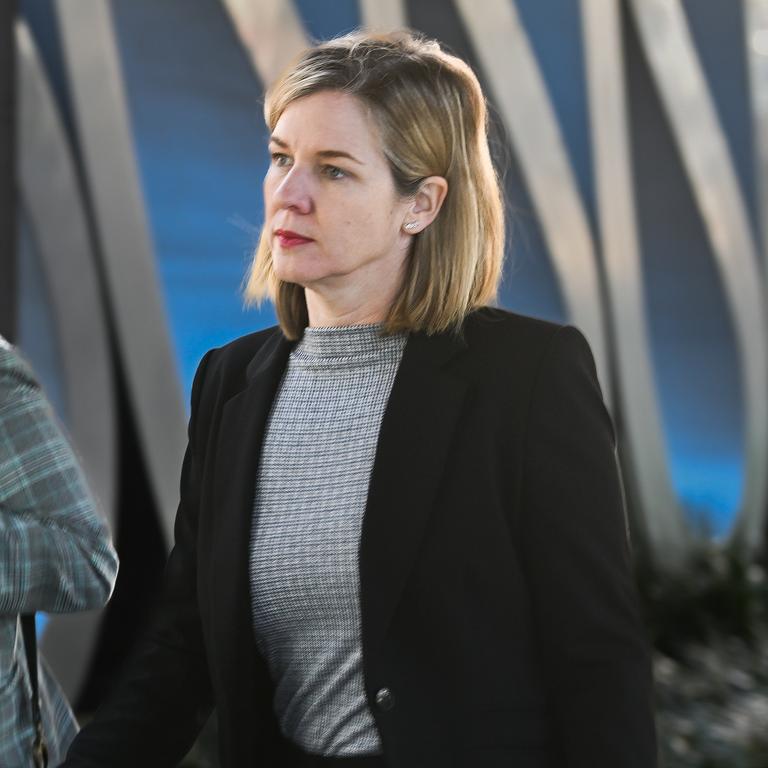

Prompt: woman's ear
[{"left": 402, "top": 176, "right": 449, "bottom": 234}]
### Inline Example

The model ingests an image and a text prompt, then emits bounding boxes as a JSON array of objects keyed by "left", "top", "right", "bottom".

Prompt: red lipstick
[{"left": 274, "top": 229, "right": 314, "bottom": 248}]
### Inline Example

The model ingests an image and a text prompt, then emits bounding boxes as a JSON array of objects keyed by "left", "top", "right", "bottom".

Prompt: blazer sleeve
[
  {"left": 62, "top": 349, "right": 216, "bottom": 768},
  {"left": 518, "top": 325, "right": 658, "bottom": 767},
  {"left": 0, "top": 344, "right": 118, "bottom": 614}
]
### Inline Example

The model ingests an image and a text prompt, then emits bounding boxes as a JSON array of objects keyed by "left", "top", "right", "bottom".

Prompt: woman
[
  {"left": 0, "top": 337, "right": 118, "bottom": 767},
  {"left": 64, "top": 30, "right": 657, "bottom": 768}
]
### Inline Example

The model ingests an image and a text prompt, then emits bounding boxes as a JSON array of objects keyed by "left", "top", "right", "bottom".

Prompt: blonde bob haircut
[{"left": 245, "top": 29, "right": 505, "bottom": 339}]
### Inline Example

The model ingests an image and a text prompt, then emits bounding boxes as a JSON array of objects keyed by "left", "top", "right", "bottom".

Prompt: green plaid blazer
[{"left": 0, "top": 337, "right": 118, "bottom": 767}]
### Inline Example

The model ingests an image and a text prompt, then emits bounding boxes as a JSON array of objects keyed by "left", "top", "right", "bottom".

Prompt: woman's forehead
[{"left": 272, "top": 92, "right": 384, "bottom": 159}]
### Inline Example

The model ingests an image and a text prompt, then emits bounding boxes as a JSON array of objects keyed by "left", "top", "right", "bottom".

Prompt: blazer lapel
[
  {"left": 359, "top": 328, "right": 470, "bottom": 658},
  {"left": 211, "top": 330, "right": 294, "bottom": 697}
]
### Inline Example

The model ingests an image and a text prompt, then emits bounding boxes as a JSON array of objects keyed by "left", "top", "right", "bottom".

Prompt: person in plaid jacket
[{"left": 0, "top": 336, "right": 119, "bottom": 766}]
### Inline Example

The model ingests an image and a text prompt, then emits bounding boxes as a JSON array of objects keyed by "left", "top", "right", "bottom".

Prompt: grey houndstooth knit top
[{"left": 248, "top": 323, "right": 407, "bottom": 756}]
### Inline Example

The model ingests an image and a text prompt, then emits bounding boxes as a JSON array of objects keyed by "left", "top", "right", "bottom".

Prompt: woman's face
[{"left": 264, "top": 90, "right": 412, "bottom": 299}]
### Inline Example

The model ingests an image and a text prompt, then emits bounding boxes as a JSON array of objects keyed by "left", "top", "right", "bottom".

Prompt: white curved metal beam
[
  {"left": 54, "top": 0, "right": 187, "bottom": 549},
  {"left": 629, "top": 0, "right": 768, "bottom": 553},
  {"left": 745, "top": 1, "right": 768, "bottom": 280},
  {"left": 221, "top": 0, "right": 308, "bottom": 88},
  {"left": 453, "top": 0, "right": 612, "bottom": 403},
  {"left": 359, "top": 0, "right": 408, "bottom": 31},
  {"left": 581, "top": 0, "right": 689, "bottom": 566},
  {"left": 16, "top": 19, "right": 116, "bottom": 701}
]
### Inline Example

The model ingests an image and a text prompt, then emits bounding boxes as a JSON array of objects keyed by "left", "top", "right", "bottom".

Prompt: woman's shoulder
[
  {"left": 191, "top": 325, "right": 285, "bottom": 401},
  {"left": 208, "top": 325, "right": 284, "bottom": 367},
  {"left": 463, "top": 306, "right": 596, "bottom": 382},
  {"left": 0, "top": 338, "right": 39, "bottom": 397},
  {"left": 464, "top": 306, "right": 572, "bottom": 355}
]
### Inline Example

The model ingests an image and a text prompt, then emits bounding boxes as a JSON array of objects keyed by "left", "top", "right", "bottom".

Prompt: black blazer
[{"left": 64, "top": 307, "right": 657, "bottom": 768}]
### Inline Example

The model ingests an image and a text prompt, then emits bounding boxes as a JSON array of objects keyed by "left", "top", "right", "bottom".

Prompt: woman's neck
[{"left": 304, "top": 276, "right": 400, "bottom": 328}]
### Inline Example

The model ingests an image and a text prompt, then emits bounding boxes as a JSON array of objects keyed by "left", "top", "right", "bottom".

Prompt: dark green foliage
[
  {"left": 638, "top": 545, "right": 768, "bottom": 767},
  {"left": 637, "top": 545, "right": 768, "bottom": 655}
]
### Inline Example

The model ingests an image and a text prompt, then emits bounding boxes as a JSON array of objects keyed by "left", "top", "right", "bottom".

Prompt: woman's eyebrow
[{"left": 269, "top": 135, "right": 365, "bottom": 165}]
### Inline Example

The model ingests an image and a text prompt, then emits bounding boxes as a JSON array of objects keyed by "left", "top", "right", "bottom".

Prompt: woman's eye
[
  {"left": 322, "top": 165, "right": 347, "bottom": 180},
  {"left": 271, "top": 152, "right": 291, "bottom": 167}
]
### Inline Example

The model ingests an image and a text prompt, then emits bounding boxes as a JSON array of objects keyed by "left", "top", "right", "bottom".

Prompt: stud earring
[{"left": 403, "top": 221, "right": 419, "bottom": 232}]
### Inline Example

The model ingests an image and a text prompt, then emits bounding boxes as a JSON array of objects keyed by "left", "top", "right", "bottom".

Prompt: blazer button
[{"left": 374, "top": 687, "right": 395, "bottom": 712}]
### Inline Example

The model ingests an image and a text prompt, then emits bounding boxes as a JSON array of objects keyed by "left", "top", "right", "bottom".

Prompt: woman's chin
[
  {"left": 274, "top": 267, "right": 311, "bottom": 286},
  {"left": 273, "top": 262, "right": 335, "bottom": 289},
  {"left": 273, "top": 262, "right": 307, "bottom": 285},
  {"left": 273, "top": 256, "right": 322, "bottom": 286}
]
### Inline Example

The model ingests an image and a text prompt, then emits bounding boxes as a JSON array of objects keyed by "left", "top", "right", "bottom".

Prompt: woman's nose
[{"left": 273, "top": 168, "right": 312, "bottom": 214}]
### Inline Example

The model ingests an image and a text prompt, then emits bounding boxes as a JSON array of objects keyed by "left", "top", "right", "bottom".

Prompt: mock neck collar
[{"left": 294, "top": 323, "right": 406, "bottom": 362}]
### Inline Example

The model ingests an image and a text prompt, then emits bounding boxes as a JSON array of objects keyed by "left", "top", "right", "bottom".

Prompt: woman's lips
[{"left": 275, "top": 230, "right": 314, "bottom": 248}]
